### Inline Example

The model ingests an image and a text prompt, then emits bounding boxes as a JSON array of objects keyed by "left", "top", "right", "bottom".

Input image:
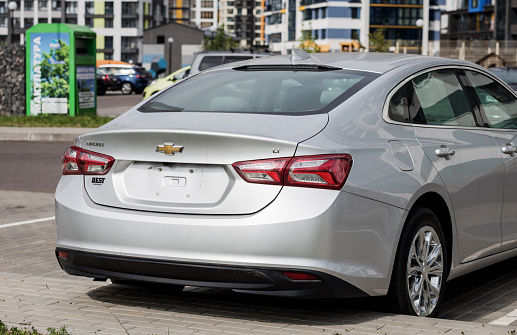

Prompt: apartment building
[
  {"left": 0, "top": 0, "right": 168, "bottom": 63},
  {"left": 219, "top": 0, "right": 264, "bottom": 48},
  {"left": 169, "top": 0, "right": 217, "bottom": 29},
  {"left": 262, "top": 0, "right": 445, "bottom": 54}
]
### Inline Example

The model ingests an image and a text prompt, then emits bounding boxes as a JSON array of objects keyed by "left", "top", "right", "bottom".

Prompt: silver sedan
[{"left": 55, "top": 50, "right": 517, "bottom": 317}]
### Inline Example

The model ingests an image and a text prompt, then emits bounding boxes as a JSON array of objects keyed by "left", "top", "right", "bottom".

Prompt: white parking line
[
  {"left": 490, "top": 308, "right": 517, "bottom": 326},
  {"left": 0, "top": 216, "right": 55, "bottom": 229}
]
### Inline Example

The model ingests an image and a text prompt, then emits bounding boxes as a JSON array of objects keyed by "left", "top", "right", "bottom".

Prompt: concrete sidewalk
[{"left": 0, "top": 127, "right": 94, "bottom": 142}]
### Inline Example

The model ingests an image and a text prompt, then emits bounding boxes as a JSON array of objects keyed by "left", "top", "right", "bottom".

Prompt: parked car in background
[
  {"left": 188, "top": 51, "right": 270, "bottom": 77},
  {"left": 98, "top": 64, "right": 152, "bottom": 95},
  {"left": 487, "top": 67, "right": 517, "bottom": 90},
  {"left": 96, "top": 68, "right": 120, "bottom": 95},
  {"left": 56, "top": 50, "right": 517, "bottom": 318},
  {"left": 142, "top": 66, "right": 191, "bottom": 100}
]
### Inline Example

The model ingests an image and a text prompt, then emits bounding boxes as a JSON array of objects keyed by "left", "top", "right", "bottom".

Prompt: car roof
[{"left": 222, "top": 52, "right": 478, "bottom": 75}]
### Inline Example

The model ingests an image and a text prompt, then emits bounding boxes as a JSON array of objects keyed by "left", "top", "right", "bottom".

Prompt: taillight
[
  {"left": 233, "top": 154, "right": 352, "bottom": 190},
  {"left": 102, "top": 75, "right": 109, "bottom": 81},
  {"left": 136, "top": 74, "right": 142, "bottom": 78},
  {"left": 233, "top": 158, "right": 291, "bottom": 185},
  {"left": 285, "top": 155, "right": 352, "bottom": 190},
  {"left": 62, "top": 146, "right": 115, "bottom": 175}
]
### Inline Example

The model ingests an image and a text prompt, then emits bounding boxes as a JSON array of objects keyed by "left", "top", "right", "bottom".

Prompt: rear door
[
  {"left": 409, "top": 68, "right": 504, "bottom": 263},
  {"left": 463, "top": 69, "right": 517, "bottom": 252}
]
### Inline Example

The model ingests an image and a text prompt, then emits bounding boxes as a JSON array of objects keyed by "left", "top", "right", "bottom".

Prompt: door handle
[
  {"left": 501, "top": 144, "right": 517, "bottom": 155},
  {"left": 435, "top": 146, "right": 455, "bottom": 158}
]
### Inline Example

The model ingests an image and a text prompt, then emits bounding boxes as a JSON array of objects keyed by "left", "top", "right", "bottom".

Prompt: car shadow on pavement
[
  {"left": 439, "top": 255, "right": 517, "bottom": 322},
  {"left": 87, "top": 283, "right": 392, "bottom": 327},
  {"left": 84, "top": 256, "right": 517, "bottom": 326}
]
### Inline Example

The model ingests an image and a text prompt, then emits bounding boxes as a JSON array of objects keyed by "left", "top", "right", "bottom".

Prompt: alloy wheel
[{"left": 406, "top": 226, "right": 443, "bottom": 316}]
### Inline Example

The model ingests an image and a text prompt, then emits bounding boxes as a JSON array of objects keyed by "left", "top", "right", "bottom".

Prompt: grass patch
[
  {"left": 0, "top": 115, "right": 114, "bottom": 128},
  {"left": 0, "top": 320, "right": 71, "bottom": 335}
]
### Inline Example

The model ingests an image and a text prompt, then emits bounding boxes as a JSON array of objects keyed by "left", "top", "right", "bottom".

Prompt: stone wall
[{"left": 0, "top": 45, "right": 26, "bottom": 116}]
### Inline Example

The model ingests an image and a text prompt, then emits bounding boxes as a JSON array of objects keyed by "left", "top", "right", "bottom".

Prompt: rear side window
[
  {"left": 199, "top": 56, "right": 223, "bottom": 71},
  {"left": 465, "top": 70, "right": 517, "bottom": 129},
  {"left": 140, "top": 68, "right": 379, "bottom": 115},
  {"left": 410, "top": 70, "right": 476, "bottom": 127}
]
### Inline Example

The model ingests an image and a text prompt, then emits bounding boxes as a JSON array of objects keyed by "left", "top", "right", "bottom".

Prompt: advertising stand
[{"left": 25, "top": 23, "right": 97, "bottom": 116}]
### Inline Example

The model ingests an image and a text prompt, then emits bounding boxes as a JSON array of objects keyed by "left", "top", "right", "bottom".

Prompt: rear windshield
[
  {"left": 199, "top": 55, "right": 256, "bottom": 71},
  {"left": 139, "top": 68, "right": 379, "bottom": 115}
]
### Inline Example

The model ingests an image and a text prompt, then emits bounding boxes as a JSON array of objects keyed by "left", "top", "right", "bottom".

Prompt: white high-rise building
[{"left": 1, "top": 0, "right": 169, "bottom": 62}]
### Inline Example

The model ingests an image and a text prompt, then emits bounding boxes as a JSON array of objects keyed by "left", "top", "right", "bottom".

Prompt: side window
[
  {"left": 410, "top": 70, "right": 476, "bottom": 127},
  {"left": 388, "top": 84, "right": 409, "bottom": 123},
  {"left": 465, "top": 70, "right": 517, "bottom": 129},
  {"left": 199, "top": 56, "right": 223, "bottom": 71}
]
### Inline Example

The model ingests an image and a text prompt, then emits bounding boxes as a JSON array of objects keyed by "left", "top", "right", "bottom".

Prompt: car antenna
[{"left": 291, "top": 48, "right": 310, "bottom": 62}]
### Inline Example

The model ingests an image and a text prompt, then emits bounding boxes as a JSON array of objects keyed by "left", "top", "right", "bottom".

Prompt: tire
[
  {"left": 97, "top": 88, "right": 106, "bottom": 96},
  {"left": 121, "top": 82, "right": 133, "bottom": 95},
  {"left": 388, "top": 207, "right": 448, "bottom": 317},
  {"left": 111, "top": 279, "right": 185, "bottom": 292}
]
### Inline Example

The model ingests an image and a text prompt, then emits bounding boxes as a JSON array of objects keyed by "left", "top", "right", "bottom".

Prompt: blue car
[{"left": 98, "top": 64, "right": 152, "bottom": 95}]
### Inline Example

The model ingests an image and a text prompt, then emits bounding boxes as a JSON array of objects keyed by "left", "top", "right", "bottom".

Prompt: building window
[
  {"left": 105, "top": 52, "right": 114, "bottom": 60},
  {"left": 105, "top": 1, "right": 114, "bottom": 14},
  {"left": 121, "top": 36, "right": 138, "bottom": 49},
  {"left": 321, "top": 29, "right": 326, "bottom": 39},
  {"left": 121, "top": 53, "right": 138, "bottom": 63},
  {"left": 227, "top": 8, "right": 233, "bottom": 14},
  {"left": 0, "top": 2, "right": 5, "bottom": 14},
  {"left": 65, "top": 17, "right": 77, "bottom": 24},
  {"left": 24, "top": 1, "right": 34, "bottom": 10},
  {"left": 268, "top": 32, "right": 281, "bottom": 43},
  {"left": 66, "top": 1, "right": 78, "bottom": 14},
  {"left": 321, "top": 7, "right": 326, "bottom": 18},
  {"left": 228, "top": 1, "right": 234, "bottom": 5},
  {"left": 105, "top": 18, "right": 113, "bottom": 28},
  {"left": 38, "top": 1, "right": 48, "bottom": 10},
  {"left": 156, "top": 35, "right": 165, "bottom": 44},
  {"left": 122, "top": 19, "right": 137, "bottom": 27},
  {"left": 303, "top": 9, "right": 312, "bottom": 20},
  {"left": 38, "top": 17, "right": 48, "bottom": 24},
  {"left": 201, "top": 0, "right": 213, "bottom": 7},
  {"left": 52, "top": 1, "right": 61, "bottom": 10},
  {"left": 122, "top": 2, "right": 138, "bottom": 14},
  {"left": 85, "top": 17, "right": 93, "bottom": 27},
  {"left": 227, "top": 24, "right": 234, "bottom": 29},
  {"left": 51, "top": 18, "right": 61, "bottom": 23},
  {"left": 85, "top": 1, "right": 94, "bottom": 14},
  {"left": 0, "top": 17, "right": 6, "bottom": 27},
  {"left": 201, "top": 11, "right": 213, "bottom": 18},
  {"left": 351, "top": 7, "right": 359, "bottom": 18},
  {"left": 103, "top": 36, "right": 113, "bottom": 49},
  {"left": 268, "top": 13, "right": 282, "bottom": 24},
  {"left": 24, "top": 18, "right": 34, "bottom": 28}
]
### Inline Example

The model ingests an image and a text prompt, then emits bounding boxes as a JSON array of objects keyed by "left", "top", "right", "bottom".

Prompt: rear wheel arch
[
  {"left": 388, "top": 192, "right": 453, "bottom": 316},
  {"left": 410, "top": 192, "right": 453, "bottom": 271}
]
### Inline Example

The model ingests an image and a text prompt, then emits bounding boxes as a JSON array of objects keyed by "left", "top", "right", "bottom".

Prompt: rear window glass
[{"left": 139, "top": 68, "right": 379, "bottom": 115}]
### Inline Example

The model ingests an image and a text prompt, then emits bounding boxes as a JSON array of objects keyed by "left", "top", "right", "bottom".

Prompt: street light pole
[
  {"left": 7, "top": 1, "right": 17, "bottom": 44},
  {"left": 168, "top": 37, "right": 174, "bottom": 74},
  {"left": 416, "top": 19, "right": 423, "bottom": 55}
]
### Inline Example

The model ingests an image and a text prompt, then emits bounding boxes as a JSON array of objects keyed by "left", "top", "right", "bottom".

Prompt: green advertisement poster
[{"left": 29, "top": 33, "right": 70, "bottom": 115}]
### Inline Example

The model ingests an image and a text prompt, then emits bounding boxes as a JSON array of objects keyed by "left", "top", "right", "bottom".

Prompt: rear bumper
[
  {"left": 56, "top": 249, "right": 367, "bottom": 298},
  {"left": 55, "top": 176, "right": 406, "bottom": 297}
]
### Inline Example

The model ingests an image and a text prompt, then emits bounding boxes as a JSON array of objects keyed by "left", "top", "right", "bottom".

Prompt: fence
[
  {"left": 0, "top": 44, "right": 26, "bottom": 116},
  {"left": 439, "top": 40, "right": 517, "bottom": 67}
]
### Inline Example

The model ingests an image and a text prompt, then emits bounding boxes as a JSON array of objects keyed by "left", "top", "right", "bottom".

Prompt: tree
[
  {"left": 39, "top": 39, "right": 70, "bottom": 98},
  {"left": 368, "top": 28, "right": 389, "bottom": 52},
  {"left": 203, "top": 26, "right": 238, "bottom": 51},
  {"left": 298, "top": 30, "right": 320, "bottom": 53}
]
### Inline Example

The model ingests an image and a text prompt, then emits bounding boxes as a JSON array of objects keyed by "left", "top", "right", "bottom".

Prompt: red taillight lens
[
  {"left": 233, "top": 154, "right": 352, "bottom": 189},
  {"left": 282, "top": 272, "right": 319, "bottom": 281},
  {"left": 285, "top": 155, "right": 352, "bottom": 190},
  {"left": 233, "top": 158, "right": 291, "bottom": 185},
  {"left": 102, "top": 75, "right": 109, "bottom": 81},
  {"left": 58, "top": 251, "right": 69, "bottom": 259},
  {"left": 136, "top": 74, "right": 142, "bottom": 78},
  {"left": 62, "top": 146, "right": 115, "bottom": 175}
]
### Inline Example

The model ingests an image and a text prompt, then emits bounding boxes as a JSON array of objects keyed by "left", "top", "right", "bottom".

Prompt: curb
[{"left": 0, "top": 127, "right": 95, "bottom": 142}]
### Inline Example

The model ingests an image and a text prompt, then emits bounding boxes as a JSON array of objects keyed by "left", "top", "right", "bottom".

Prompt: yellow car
[{"left": 142, "top": 66, "right": 191, "bottom": 100}]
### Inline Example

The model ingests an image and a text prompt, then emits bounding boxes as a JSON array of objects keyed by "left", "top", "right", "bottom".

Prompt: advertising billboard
[{"left": 29, "top": 32, "right": 70, "bottom": 115}]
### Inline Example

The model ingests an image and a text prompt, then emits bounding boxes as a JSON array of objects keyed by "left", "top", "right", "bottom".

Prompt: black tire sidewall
[{"left": 389, "top": 207, "right": 448, "bottom": 317}]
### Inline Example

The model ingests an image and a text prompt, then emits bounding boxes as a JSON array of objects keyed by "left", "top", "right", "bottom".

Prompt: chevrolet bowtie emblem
[{"left": 156, "top": 142, "right": 184, "bottom": 155}]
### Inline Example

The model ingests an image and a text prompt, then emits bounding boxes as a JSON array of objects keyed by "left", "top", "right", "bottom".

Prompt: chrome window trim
[{"left": 382, "top": 65, "right": 517, "bottom": 130}]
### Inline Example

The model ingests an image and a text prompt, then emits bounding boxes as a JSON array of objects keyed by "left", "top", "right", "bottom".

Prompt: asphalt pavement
[{"left": 1, "top": 93, "right": 517, "bottom": 334}]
